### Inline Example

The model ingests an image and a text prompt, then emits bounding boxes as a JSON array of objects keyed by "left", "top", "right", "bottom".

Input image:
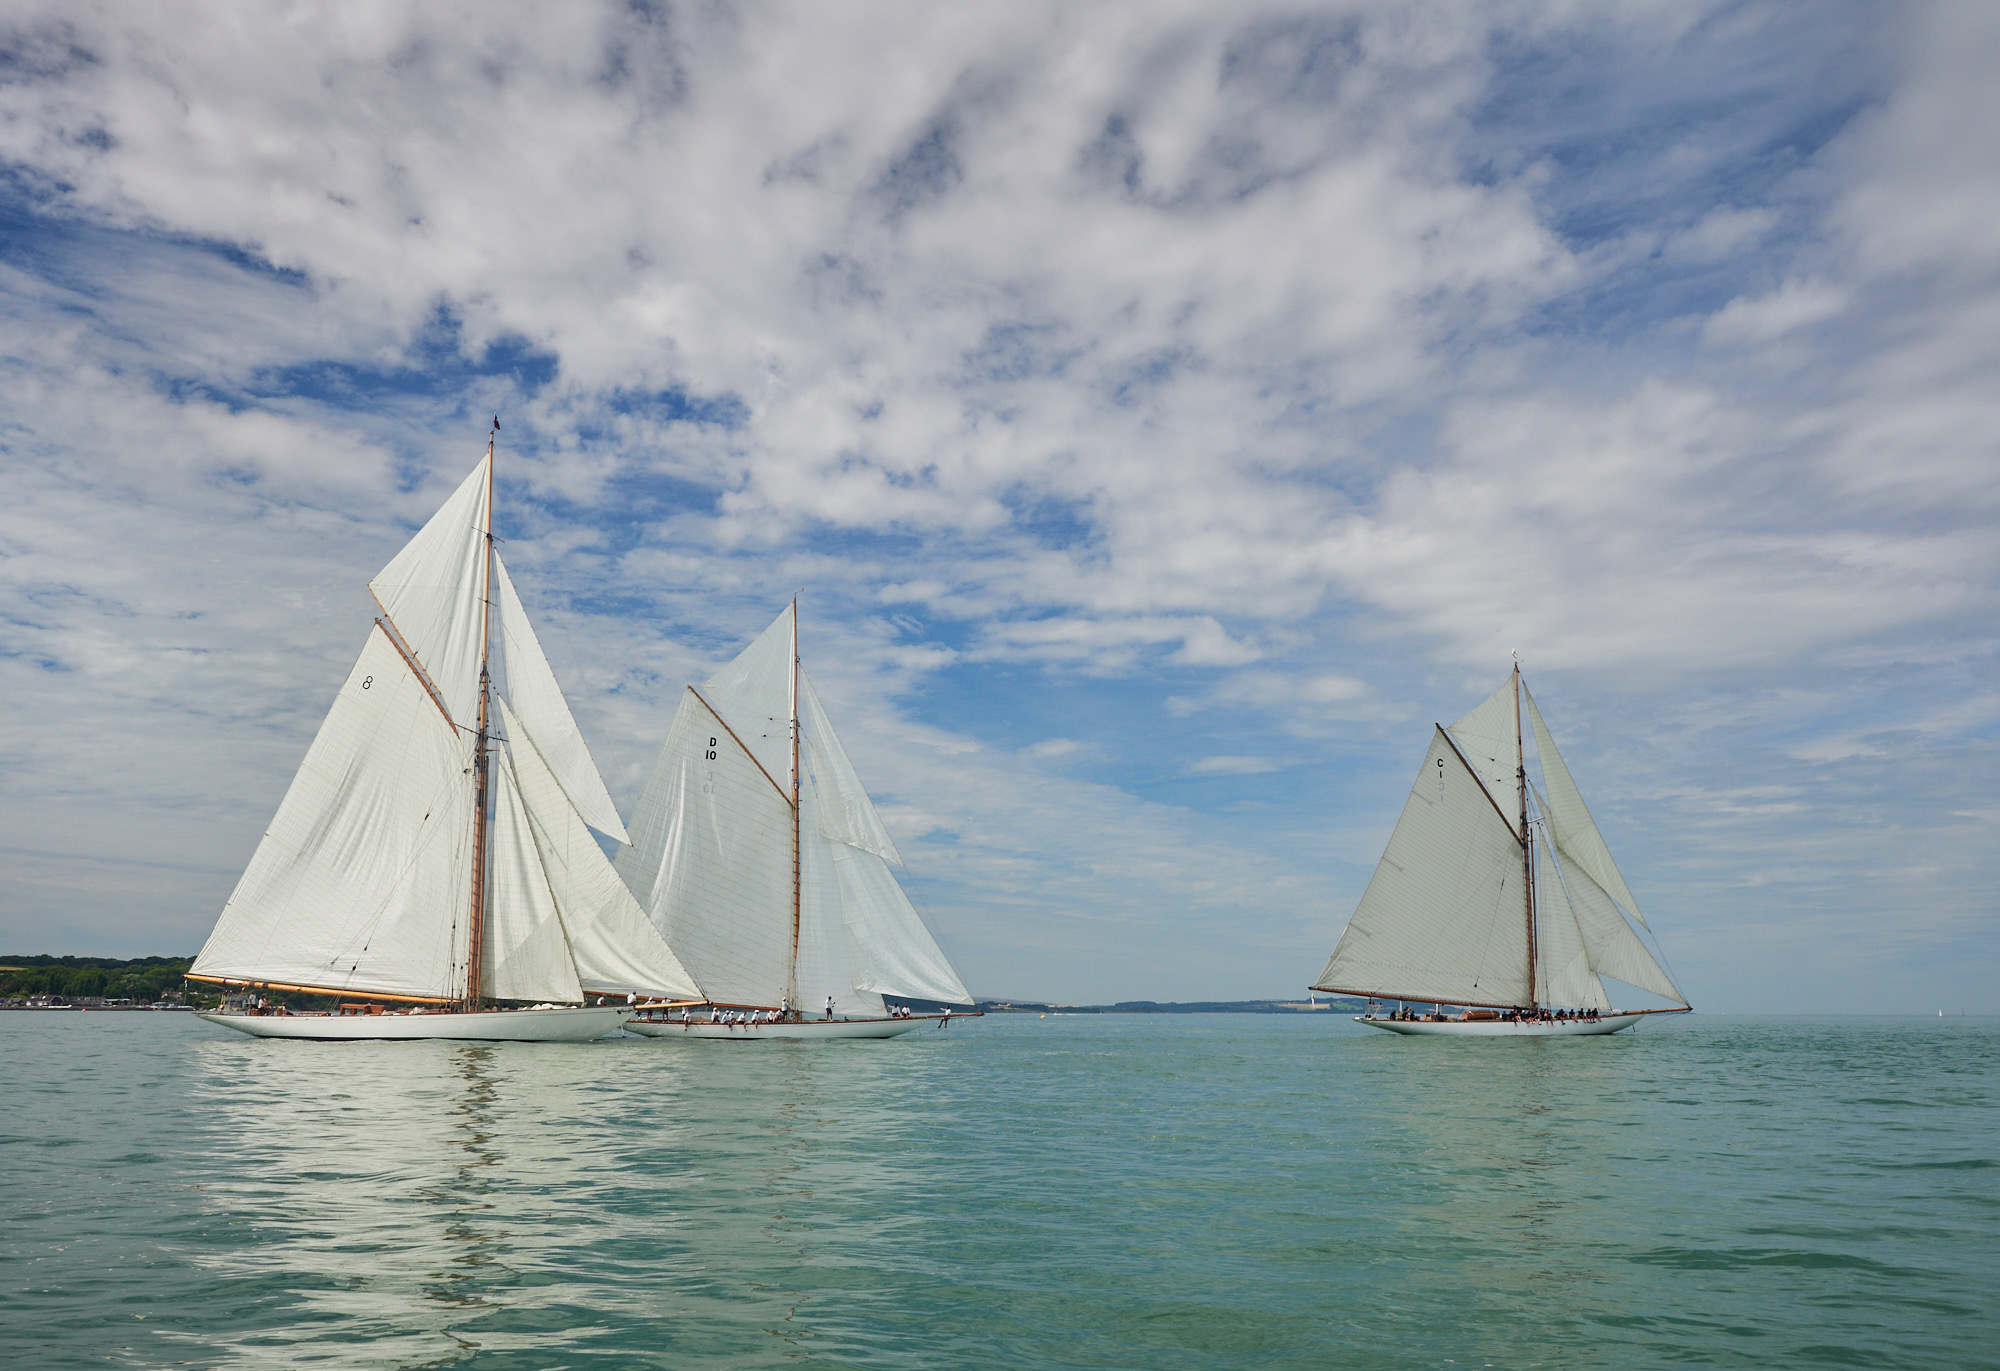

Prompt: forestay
[
  {"left": 192, "top": 625, "right": 475, "bottom": 1001},
  {"left": 1314, "top": 727, "right": 1531, "bottom": 1007}
]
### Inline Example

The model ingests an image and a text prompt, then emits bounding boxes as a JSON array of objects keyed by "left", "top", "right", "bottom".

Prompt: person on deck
[{"left": 825, "top": 995, "right": 835, "bottom": 1019}]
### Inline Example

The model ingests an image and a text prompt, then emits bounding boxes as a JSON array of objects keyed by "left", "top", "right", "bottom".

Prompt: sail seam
[
  {"left": 369, "top": 608, "right": 455, "bottom": 728},
  {"left": 688, "top": 686, "right": 791, "bottom": 804},
  {"left": 1439, "top": 725, "right": 1525, "bottom": 847}
]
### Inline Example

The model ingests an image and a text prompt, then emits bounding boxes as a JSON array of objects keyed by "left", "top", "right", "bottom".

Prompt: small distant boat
[
  {"left": 189, "top": 426, "right": 701, "bottom": 1041},
  {"left": 616, "top": 603, "right": 976, "bottom": 1040},
  {"left": 1312, "top": 660, "right": 1690, "bottom": 1037}
]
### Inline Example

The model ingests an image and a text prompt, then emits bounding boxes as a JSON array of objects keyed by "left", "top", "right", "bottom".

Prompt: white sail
[
  {"left": 500, "top": 698, "right": 699, "bottom": 1000},
  {"left": 1532, "top": 822, "right": 1612, "bottom": 1011},
  {"left": 699, "top": 606, "right": 794, "bottom": 782},
  {"left": 615, "top": 686, "right": 797, "bottom": 1007},
  {"left": 367, "top": 456, "right": 491, "bottom": 726},
  {"left": 482, "top": 746, "right": 584, "bottom": 1004},
  {"left": 618, "top": 605, "right": 973, "bottom": 1009},
  {"left": 1524, "top": 686, "right": 1647, "bottom": 928},
  {"left": 193, "top": 624, "right": 475, "bottom": 1000},
  {"left": 800, "top": 673, "right": 903, "bottom": 864},
  {"left": 795, "top": 774, "right": 884, "bottom": 1016},
  {"left": 831, "top": 842, "right": 974, "bottom": 1004},
  {"left": 1447, "top": 677, "right": 1520, "bottom": 818},
  {"left": 1314, "top": 727, "right": 1532, "bottom": 1007},
  {"left": 491, "top": 554, "right": 630, "bottom": 844},
  {"left": 1547, "top": 842, "right": 1685, "bottom": 1004}
]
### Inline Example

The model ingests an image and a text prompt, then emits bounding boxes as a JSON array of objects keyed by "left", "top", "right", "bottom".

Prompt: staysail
[
  {"left": 1534, "top": 798, "right": 1684, "bottom": 1004},
  {"left": 1530, "top": 816, "right": 1611, "bottom": 1012},
  {"left": 617, "top": 604, "right": 973, "bottom": 1011},
  {"left": 482, "top": 742, "right": 585, "bottom": 1003},
  {"left": 1524, "top": 685, "right": 1647, "bottom": 928},
  {"left": 1313, "top": 727, "right": 1531, "bottom": 1008},
  {"left": 498, "top": 697, "right": 699, "bottom": 1000},
  {"left": 492, "top": 553, "right": 630, "bottom": 843}
]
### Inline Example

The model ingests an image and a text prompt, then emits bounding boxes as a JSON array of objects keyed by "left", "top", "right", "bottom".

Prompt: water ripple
[{"left": 1, "top": 1013, "right": 1993, "bottom": 1368}]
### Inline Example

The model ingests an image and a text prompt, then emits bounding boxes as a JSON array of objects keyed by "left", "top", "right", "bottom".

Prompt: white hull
[
  {"left": 195, "top": 1006, "right": 630, "bottom": 1042},
  {"left": 1359, "top": 1013, "right": 1646, "bottom": 1037},
  {"left": 623, "top": 1013, "right": 964, "bottom": 1040}
]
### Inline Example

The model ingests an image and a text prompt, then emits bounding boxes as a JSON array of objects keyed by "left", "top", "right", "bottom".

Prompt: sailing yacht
[
  {"left": 191, "top": 428, "right": 700, "bottom": 1041},
  {"left": 616, "top": 603, "right": 976, "bottom": 1039},
  {"left": 1312, "top": 661, "right": 1690, "bottom": 1037}
]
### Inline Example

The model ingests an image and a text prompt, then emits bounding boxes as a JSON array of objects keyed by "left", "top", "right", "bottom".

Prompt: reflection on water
[
  {"left": 173, "top": 1031, "right": 954, "bottom": 1367},
  {"left": 1351, "top": 1035, "right": 1654, "bottom": 1347},
  {"left": 5, "top": 1013, "right": 1993, "bottom": 1369}
]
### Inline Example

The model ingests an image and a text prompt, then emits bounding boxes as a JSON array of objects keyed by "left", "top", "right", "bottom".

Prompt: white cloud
[
  {"left": 1701, "top": 278, "right": 1850, "bottom": 347},
  {"left": 1187, "top": 755, "right": 1285, "bottom": 775},
  {"left": 0, "top": 1, "right": 1993, "bottom": 1008}
]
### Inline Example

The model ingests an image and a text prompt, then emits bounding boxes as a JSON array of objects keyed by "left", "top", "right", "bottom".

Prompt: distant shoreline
[{"left": 975, "top": 998, "right": 1365, "bottom": 1015}]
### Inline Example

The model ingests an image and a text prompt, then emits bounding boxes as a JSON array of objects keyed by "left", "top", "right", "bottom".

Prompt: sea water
[{"left": 3, "top": 1011, "right": 1993, "bottom": 1369}]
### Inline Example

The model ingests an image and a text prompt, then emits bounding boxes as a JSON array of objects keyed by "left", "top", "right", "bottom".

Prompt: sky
[{"left": 0, "top": 1, "right": 1994, "bottom": 1012}]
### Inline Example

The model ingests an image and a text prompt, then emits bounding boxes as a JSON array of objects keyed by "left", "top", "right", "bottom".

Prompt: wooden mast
[
  {"left": 463, "top": 421, "right": 498, "bottom": 1011},
  {"left": 787, "top": 597, "right": 802, "bottom": 1017},
  {"left": 1515, "top": 653, "right": 1535, "bottom": 1009}
]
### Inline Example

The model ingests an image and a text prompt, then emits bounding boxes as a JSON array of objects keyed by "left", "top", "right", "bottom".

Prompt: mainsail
[
  {"left": 192, "top": 623, "right": 477, "bottom": 1001},
  {"left": 1315, "top": 667, "right": 1687, "bottom": 1011},
  {"left": 616, "top": 604, "right": 973, "bottom": 1012},
  {"left": 1313, "top": 727, "right": 1531, "bottom": 1007},
  {"left": 194, "top": 446, "right": 695, "bottom": 1005}
]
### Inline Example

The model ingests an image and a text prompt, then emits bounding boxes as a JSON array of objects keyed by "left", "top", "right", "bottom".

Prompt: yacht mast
[
  {"left": 787, "top": 597, "right": 801, "bottom": 1014},
  {"left": 463, "top": 421, "right": 498, "bottom": 1010},
  {"left": 1515, "top": 654, "right": 1535, "bottom": 1008}
]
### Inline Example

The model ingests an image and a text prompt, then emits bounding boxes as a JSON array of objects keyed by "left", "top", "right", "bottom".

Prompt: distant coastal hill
[
  {"left": 0, "top": 956, "right": 1366, "bottom": 1015},
  {"left": 975, "top": 998, "right": 1364, "bottom": 1014},
  {"left": 1, "top": 954, "right": 193, "bottom": 1003}
]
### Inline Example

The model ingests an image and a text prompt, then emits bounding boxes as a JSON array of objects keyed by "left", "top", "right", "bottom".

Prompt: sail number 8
[{"left": 362, "top": 676, "right": 373, "bottom": 690}]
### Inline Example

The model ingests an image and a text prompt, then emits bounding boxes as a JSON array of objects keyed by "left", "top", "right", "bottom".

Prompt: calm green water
[{"left": 3, "top": 1012, "right": 1993, "bottom": 1369}]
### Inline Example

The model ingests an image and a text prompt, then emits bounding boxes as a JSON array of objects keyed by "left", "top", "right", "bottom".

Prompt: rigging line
[{"left": 688, "top": 686, "right": 791, "bottom": 804}]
